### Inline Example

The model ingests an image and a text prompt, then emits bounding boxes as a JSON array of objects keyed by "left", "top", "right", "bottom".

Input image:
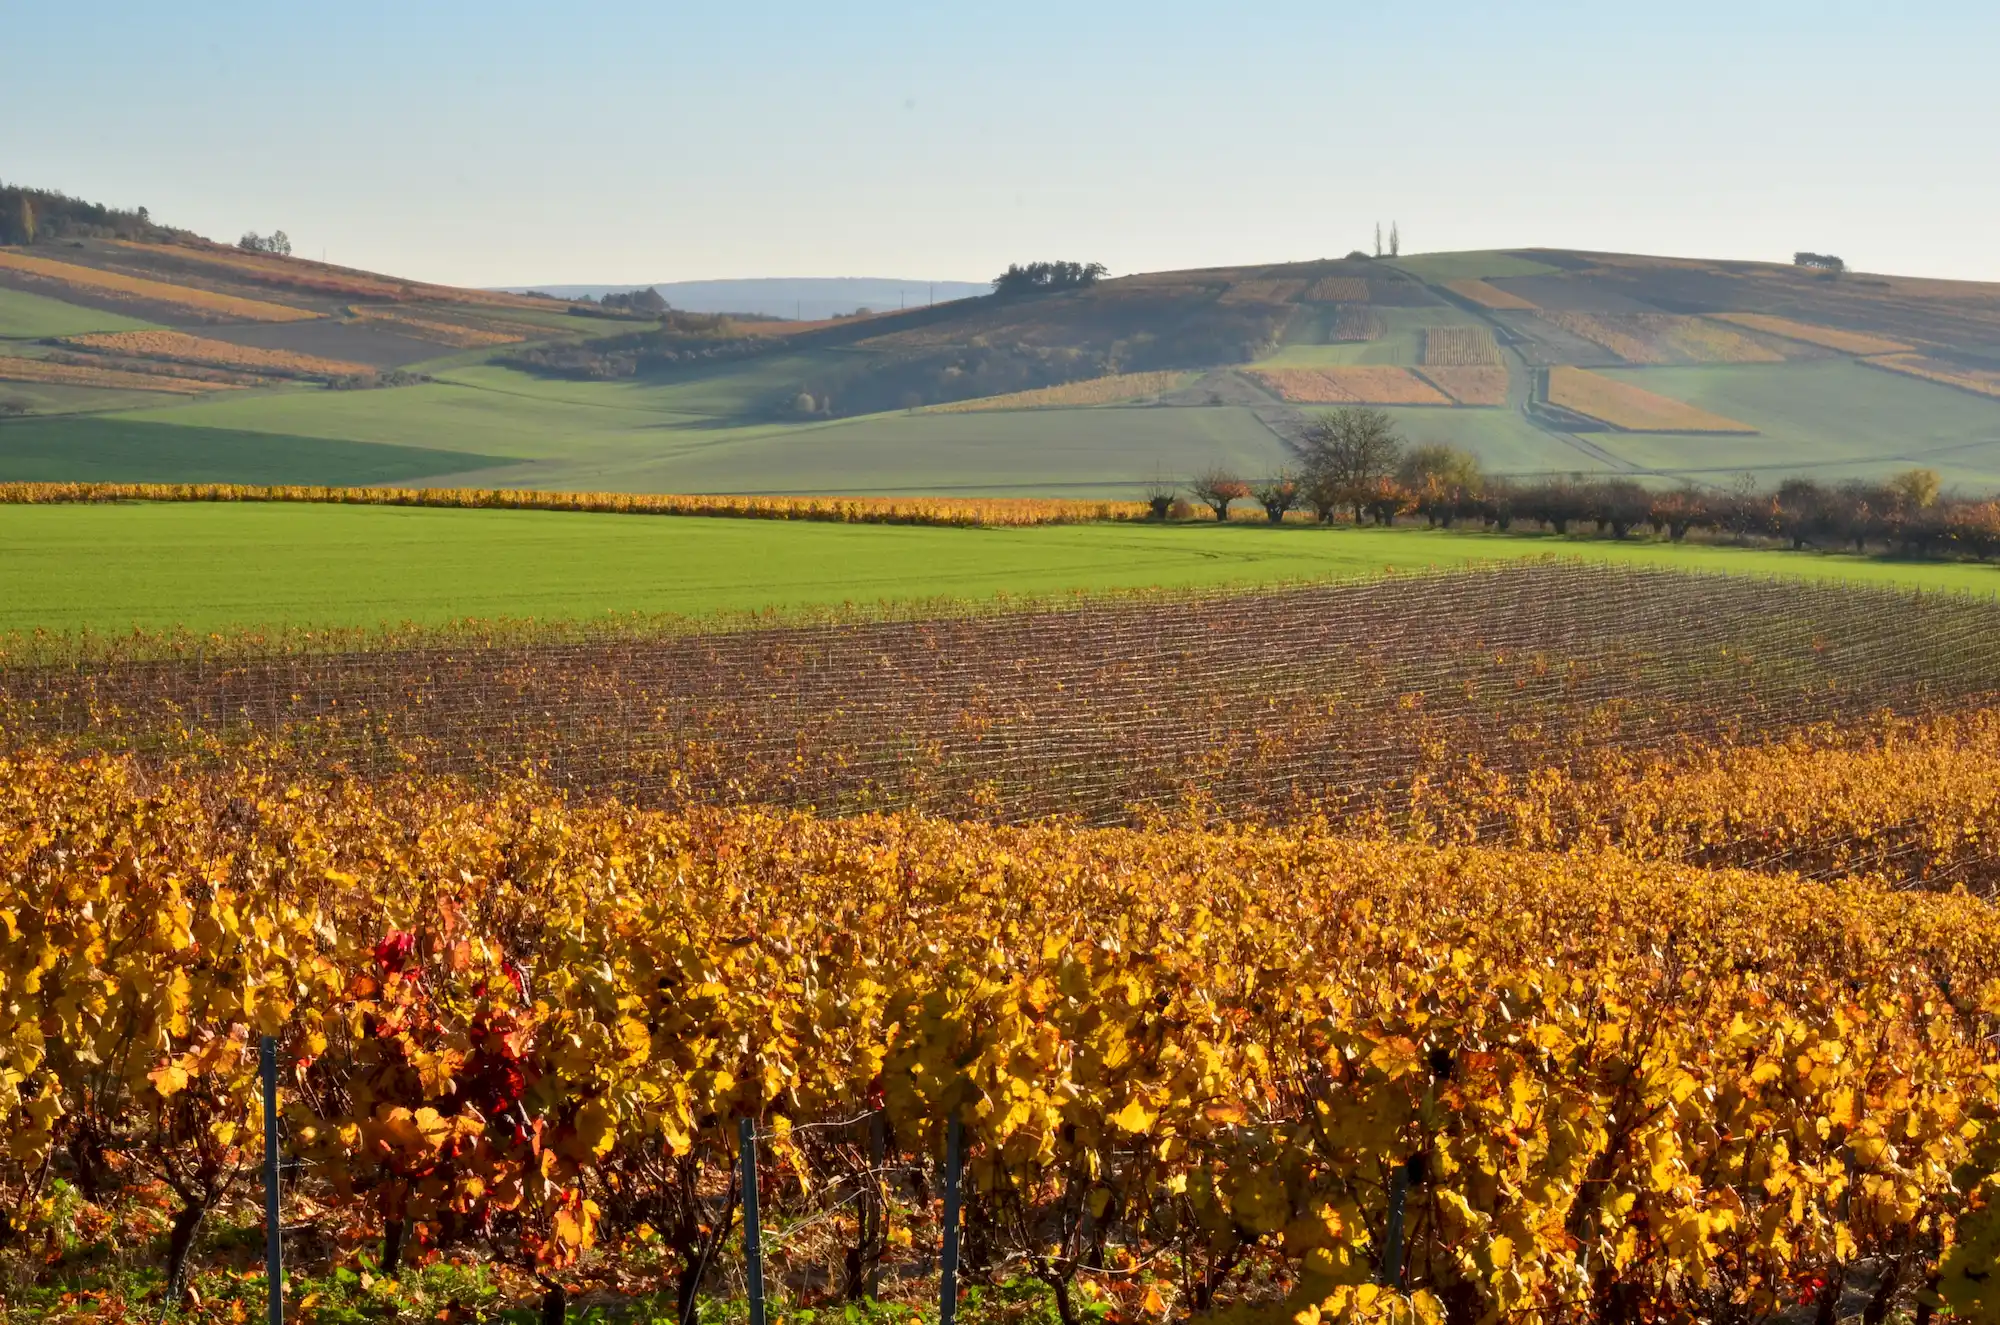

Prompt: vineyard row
[{"left": 10, "top": 564, "right": 1999, "bottom": 830}]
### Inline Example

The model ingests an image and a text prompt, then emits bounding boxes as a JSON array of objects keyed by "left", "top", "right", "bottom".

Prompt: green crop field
[
  {"left": 1592, "top": 361, "right": 2000, "bottom": 489},
  {"left": 1385, "top": 252, "right": 1563, "bottom": 281},
  {"left": 0, "top": 380, "right": 182, "bottom": 417},
  {"left": 22, "top": 350, "right": 2000, "bottom": 496},
  {"left": 1369, "top": 404, "right": 1614, "bottom": 475},
  {"left": 0, "top": 416, "right": 505, "bottom": 485},
  {"left": 1, "top": 501, "right": 1993, "bottom": 637},
  {"left": 0, "top": 285, "right": 159, "bottom": 338},
  {"left": 109, "top": 375, "right": 1295, "bottom": 496}
]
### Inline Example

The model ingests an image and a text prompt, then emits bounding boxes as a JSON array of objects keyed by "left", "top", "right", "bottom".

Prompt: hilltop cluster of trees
[
  {"left": 1163, "top": 407, "right": 2000, "bottom": 559},
  {"left": 590, "top": 287, "right": 670, "bottom": 315},
  {"left": 0, "top": 183, "right": 179, "bottom": 245},
  {"left": 993, "top": 261, "right": 1106, "bottom": 296},
  {"left": 237, "top": 230, "right": 292, "bottom": 255},
  {"left": 1795, "top": 251, "right": 1846, "bottom": 274}
]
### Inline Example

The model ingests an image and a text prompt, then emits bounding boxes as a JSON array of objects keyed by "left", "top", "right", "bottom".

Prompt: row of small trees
[{"left": 1154, "top": 407, "right": 2000, "bottom": 559}]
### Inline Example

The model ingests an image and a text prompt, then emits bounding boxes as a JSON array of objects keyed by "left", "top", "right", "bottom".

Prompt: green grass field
[
  {"left": 18, "top": 350, "right": 2000, "bottom": 496},
  {"left": 1594, "top": 361, "right": 2000, "bottom": 489},
  {"left": 0, "top": 286, "right": 159, "bottom": 338},
  {"left": 0, "top": 380, "right": 182, "bottom": 417},
  {"left": 1, "top": 502, "right": 1993, "bottom": 636},
  {"left": 112, "top": 374, "right": 1295, "bottom": 496},
  {"left": 0, "top": 417, "right": 505, "bottom": 484},
  {"left": 1385, "top": 252, "right": 1563, "bottom": 281}
]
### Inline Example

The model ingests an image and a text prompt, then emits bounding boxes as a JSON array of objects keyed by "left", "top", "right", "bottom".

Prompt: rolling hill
[
  {"left": 6, "top": 219, "right": 2000, "bottom": 497},
  {"left": 507, "top": 277, "right": 994, "bottom": 319}
]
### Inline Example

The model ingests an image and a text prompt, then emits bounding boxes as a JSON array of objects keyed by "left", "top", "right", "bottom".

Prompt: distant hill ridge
[
  {"left": 6, "top": 174, "right": 2000, "bottom": 497},
  {"left": 503, "top": 277, "right": 994, "bottom": 320}
]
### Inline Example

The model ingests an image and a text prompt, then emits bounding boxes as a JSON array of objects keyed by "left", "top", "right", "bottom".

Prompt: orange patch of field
[
  {"left": 927, "top": 371, "right": 1194, "bottom": 412},
  {"left": 1248, "top": 366, "right": 1454, "bottom": 405},
  {"left": 66, "top": 330, "right": 372, "bottom": 377},
  {"left": 1866, "top": 354, "right": 2000, "bottom": 399},
  {"left": 0, "top": 250, "right": 318, "bottom": 322},
  {"left": 1442, "top": 279, "right": 1537, "bottom": 310},
  {"left": 347, "top": 307, "right": 526, "bottom": 348},
  {"left": 110, "top": 241, "right": 412, "bottom": 300},
  {"left": 1421, "top": 325, "right": 1500, "bottom": 366},
  {"left": 1303, "top": 276, "right": 1369, "bottom": 302},
  {"left": 1541, "top": 313, "right": 1791, "bottom": 365},
  {"left": 1711, "top": 313, "right": 1913, "bottom": 356},
  {"left": 0, "top": 356, "right": 237, "bottom": 394},
  {"left": 1546, "top": 366, "right": 1755, "bottom": 433},
  {"left": 1667, "top": 319, "right": 1787, "bottom": 363},
  {"left": 0, "top": 482, "right": 1149, "bottom": 527},
  {"left": 1539, "top": 311, "right": 1672, "bottom": 364},
  {"left": 1414, "top": 367, "right": 1508, "bottom": 406},
  {"left": 108, "top": 240, "right": 565, "bottom": 312}
]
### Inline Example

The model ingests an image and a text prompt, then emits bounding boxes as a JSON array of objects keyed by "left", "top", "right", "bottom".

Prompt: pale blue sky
[{"left": 5, "top": 1, "right": 1996, "bottom": 286}]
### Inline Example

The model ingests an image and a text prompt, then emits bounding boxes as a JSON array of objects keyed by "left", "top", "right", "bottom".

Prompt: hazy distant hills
[
  {"left": 8, "top": 217, "right": 2000, "bottom": 497},
  {"left": 502, "top": 277, "right": 994, "bottom": 320}
]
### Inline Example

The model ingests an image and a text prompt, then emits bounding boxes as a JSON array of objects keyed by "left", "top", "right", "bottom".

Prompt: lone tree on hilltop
[
  {"left": 993, "top": 261, "right": 1107, "bottom": 296},
  {"left": 1290, "top": 407, "right": 1404, "bottom": 522}
]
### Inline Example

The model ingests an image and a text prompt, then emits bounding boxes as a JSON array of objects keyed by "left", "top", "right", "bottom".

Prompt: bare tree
[
  {"left": 1389, "top": 221, "right": 1401, "bottom": 258},
  {"left": 1188, "top": 468, "right": 1250, "bottom": 523},
  {"left": 1290, "top": 408, "right": 1404, "bottom": 522}
]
